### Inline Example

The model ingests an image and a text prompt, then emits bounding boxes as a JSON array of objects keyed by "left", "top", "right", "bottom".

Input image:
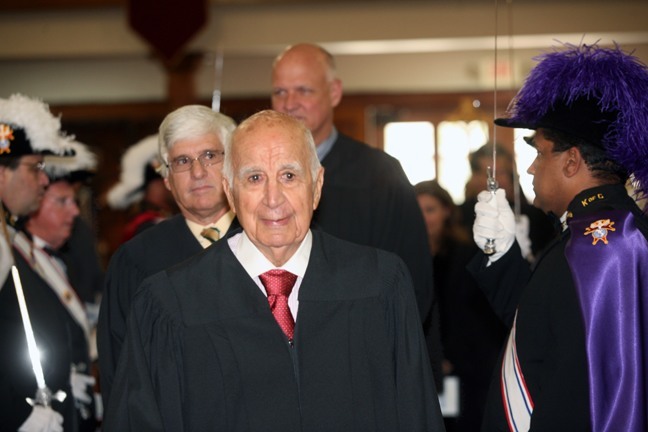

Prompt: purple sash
[{"left": 566, "top": 210, "right": 648, "bottom": 432}]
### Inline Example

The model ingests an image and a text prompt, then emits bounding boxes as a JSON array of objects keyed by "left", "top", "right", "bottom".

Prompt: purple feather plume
[{"left": 505, "top": 42, "right": 648, "bottom": 197}]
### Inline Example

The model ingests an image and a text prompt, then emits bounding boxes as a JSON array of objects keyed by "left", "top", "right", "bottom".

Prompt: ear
[
  {"left": 563, "top": 146, "right": 583, "bottom": 178},
  {"left": 222, "top": 177, "right": 236, "bottom": 214},
  {"left": 312, "top": 167, "right": 325, "bottom": 210},
  {"left": 163, "top": 176, "right": 172, "bottom": 191},
  {"left": 329, "top": 79, "right": 343, "bottom": 108}
]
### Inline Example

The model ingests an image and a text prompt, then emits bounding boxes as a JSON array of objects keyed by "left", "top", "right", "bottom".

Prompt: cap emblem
[{"left": 0, "top": 123, "right": 14, "bottom": 155}]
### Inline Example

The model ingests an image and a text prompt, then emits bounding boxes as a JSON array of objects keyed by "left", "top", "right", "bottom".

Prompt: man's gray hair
[
  {"left": 223, "top": 110, "right": 321, "bottom": 186},
  {"left": 158, "top": 105, "right": 236, "bottom": 177}
]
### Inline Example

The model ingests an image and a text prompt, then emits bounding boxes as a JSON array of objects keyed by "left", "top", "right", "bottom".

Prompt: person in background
[
  {"left": 416, "top": 180, "right": 506, "bottom": 432},
  {"left": 459, "top": 143, "right": 554, "bottom": 261},
  {"left": 106, "top": 134, "right": 178, "bottom": 243},
  {"left": 97, "top": 105, "right": 238, "bottom": 407},
  {"left": 104, "top": 109, "right": 445, "bottom": 431},
  {"left": 58, "top": 140, "right": 105, "bottom": 310},
  {"left": 471, "top": 43, "right": 648, "bottom": 431},
  {"left": 45, "top": 140, "right": 104, "bottom": 324},
  {"left": 18, "top": 142, "right": 100, "bottom": 431},
  {"left": 271, "top": 42, "right": 442, "bottom": 387},
  {"left": 0, "top": 93, "right": 75, "bottom": 432}
]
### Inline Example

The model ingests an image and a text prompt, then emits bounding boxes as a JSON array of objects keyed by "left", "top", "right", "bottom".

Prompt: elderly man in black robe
[{"left": 104, "top": 110, "right": 445, "bottom": 432}]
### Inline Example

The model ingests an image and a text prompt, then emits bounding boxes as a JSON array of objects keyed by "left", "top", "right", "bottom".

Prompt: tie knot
[
  {"left": 200, "top": 226, "right": 221, "bottom": 243},
  {"left": 259, "top": 269, "right": 297, "bottom": 297}
]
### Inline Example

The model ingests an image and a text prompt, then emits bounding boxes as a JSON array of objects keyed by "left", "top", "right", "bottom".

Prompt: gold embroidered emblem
[
  {"left": 0, "top": 123, "right": 14, "bottom": 155},
  {"left": 583, "top": 219, "right": 616, "bottom": 245}
]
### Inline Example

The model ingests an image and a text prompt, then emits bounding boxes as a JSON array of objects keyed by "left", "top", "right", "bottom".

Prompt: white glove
[
  {"left": 18, "top": 406, "right": 63, "bottom": 432},
  {"left": 70, "top": 368, "right": 95, "bottom": 405},
  {"left": 473, "top": 189, "right": 516, "bottom": 263},
  {"left": 515, "top": 214, "right": 533, "bottom": 261}
]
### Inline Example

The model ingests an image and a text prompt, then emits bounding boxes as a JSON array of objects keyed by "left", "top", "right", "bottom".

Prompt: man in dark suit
[
  {"left": 104, "top": 110, "right": 445, "bottom": 431},
  {"left": 0, "top": 93, "right": 81, "bottom": 432},
  {"left": 271, "top": 43, "right": 442, "bottom": 386},
  {"left": 470, "top": 43, "right": 648, "bottom": 431},
  {"left": 97, "top": 105, "right": 238, "bottom": 406}
]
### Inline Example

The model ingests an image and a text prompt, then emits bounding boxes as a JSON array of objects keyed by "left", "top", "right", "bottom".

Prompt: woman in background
[{"left": 415, "top": 180, "right": 506, "bottom": 432}]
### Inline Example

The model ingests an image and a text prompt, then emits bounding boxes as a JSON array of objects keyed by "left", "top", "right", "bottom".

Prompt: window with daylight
[
  {"left": 384, "top": 120, "right": 488, "bottom": 204},
  {"left": 384, "top": 121, "right": 436, "bottom": 186},
  {"left": 514, "top": 127, "right": 537, "bottom": 203}
]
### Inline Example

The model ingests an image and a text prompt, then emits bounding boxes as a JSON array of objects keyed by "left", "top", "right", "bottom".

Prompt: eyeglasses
[
  {"left": 18, "top": 161, "right": 46, "bottom": 173},
  {"left": 167, "top": 150, "right": 225, "bottom": 173}
]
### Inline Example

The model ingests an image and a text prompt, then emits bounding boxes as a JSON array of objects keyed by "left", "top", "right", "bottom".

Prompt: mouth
[
  {"left": 191, "top": 184, "right": 213, "bottom": 193},
  {"left": 262, "top": 215, "right": 291, "bottom": 227}
]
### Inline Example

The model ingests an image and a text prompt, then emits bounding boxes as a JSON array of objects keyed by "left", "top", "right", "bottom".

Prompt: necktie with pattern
[
  {"left": 200, "top": 226, "right": 221, "bottom": 243},
  {"left": 259, "top": 269, "right": 297, "bottom": 340}
]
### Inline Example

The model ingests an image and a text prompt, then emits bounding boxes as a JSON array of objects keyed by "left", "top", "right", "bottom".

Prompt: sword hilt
[
  {"left": 26, "top": 386, "right": 66, "bottom": 408},
  {"left": 483, "top": 167, "right": 499, "bottom": 255}
]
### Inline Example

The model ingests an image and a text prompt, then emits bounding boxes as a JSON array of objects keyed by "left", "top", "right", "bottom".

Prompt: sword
[
  {"left": 11, "top": 265, "right": 66, "bottom": 407},
  {"left": 484, "top": 0, "right": 502, "bottom": 256},
  {"left": 483, "top": 166, "right": 499, "bottom": 255},
  {"left": 211, "top": 44, "right": 224, "bottom": 113}
]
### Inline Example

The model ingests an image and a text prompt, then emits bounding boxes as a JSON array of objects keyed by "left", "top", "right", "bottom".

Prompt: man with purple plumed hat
[{"left": 469, "top": 43, "right": 648, "bottom": 431}]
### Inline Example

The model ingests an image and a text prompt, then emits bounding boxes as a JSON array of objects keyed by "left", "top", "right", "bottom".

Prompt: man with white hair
[
  {"left": 104, "top": 110, "right": 444, "bottom": 431},
  {"left": 97, "top": 105, "right": 238, "bottom": 406}
]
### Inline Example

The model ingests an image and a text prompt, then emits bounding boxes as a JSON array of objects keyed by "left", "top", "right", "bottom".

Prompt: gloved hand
[
  {"left": 70, "top": 367, "right": 95, "bottom": 405},
  {"left": 18, "top": 405, "right": 63, "bottom": 432},
  {"left": 515, "top": 214, "right": 533, "bottom": 261},
  {"left": 473, "top": 189, "right": 516, "bottom": 263}
]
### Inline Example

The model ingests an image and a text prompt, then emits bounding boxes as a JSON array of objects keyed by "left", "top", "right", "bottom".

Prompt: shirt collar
[
  {"left": 230, "top": 230, "right": 312, "bottom": 280},
  {"left": 316, "top": 127, "right": 338, "bottom": 162},
  {"left": 186, "top": 210, "right": 236, "bottom": 248}
]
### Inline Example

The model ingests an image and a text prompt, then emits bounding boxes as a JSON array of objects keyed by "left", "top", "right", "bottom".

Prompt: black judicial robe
[
  {"left": 98, "top": 214, "right": 239, "bottom": 405},
  {"left": 104, "top": 230, "right": 445, "bottom": 432},
  {"left": 315, "top": 133, "right": 442, "bottom": 387},
  {"left": 315, "top": 133, "right": 434, "bottom": 323}
]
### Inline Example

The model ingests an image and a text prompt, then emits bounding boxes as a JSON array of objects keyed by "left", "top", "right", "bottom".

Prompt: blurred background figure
[
  {"left": 459, "top": 143, "right": 554, "bottom": 261},
  {"left": 45, "top": 139, "right": 104, "bottom": 310},
  {"left": 0, "top": 93, "right": 74, "bottom": 432},
  {"left": 1, "top": 94, "right": 100, "bottom": 432},
  {"left": 105, "top": 134, "right": 177, "bottom": 244},
  {"left": 416, "top": 179, "right": 506, "bottom": 432},
  {"left": 22, "top": 141, "right": 101, "bottom": 430}
]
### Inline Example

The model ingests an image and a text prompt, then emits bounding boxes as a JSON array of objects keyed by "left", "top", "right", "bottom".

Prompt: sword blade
[{"left": 11, "top": 265, "right": 47, "bottom": 391}]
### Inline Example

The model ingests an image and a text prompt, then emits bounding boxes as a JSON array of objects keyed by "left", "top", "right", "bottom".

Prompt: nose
[
  {"left": 284, "top": 91, "right": 299, "bottom": 112},
  {"left": 527, "top": 159, "right": 536, "bottom": 176},
  {"left": 70, "top": 201, "right": 80, "bottom": 217},
  {"left": 39, "top": 170, "right": 49, "bottom": 187},
  {"left": 189, "top": 158, "right": 207, "bottom": 178},
  {"left": 264, "top": 178, "right": 284, "bottom": 208}
]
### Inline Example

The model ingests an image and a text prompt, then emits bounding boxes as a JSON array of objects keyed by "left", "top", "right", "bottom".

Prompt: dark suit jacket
[
  {"left": 97, "top": 214, "right": 239, "bottom": 405},
  {"left": 104, "top": 229, "right": 444, "bottom": 432}
]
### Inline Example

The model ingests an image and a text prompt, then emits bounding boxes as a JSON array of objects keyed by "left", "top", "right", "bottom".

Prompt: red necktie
[{"left": 259, "top": 269, "right": 297, "bottom": 340}]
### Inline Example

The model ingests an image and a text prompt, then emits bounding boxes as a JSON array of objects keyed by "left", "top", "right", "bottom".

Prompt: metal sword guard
[
  {"left": 483, "top": 166, "right": 499, "bottom": 255},
  {"left": 26, "top": 386, "right": 67, "bottom": 408}
]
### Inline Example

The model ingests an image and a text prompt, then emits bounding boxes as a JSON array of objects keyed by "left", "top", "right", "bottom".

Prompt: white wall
[{"left": 0, "top": 1, "right": 646, "bottom": 103}]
